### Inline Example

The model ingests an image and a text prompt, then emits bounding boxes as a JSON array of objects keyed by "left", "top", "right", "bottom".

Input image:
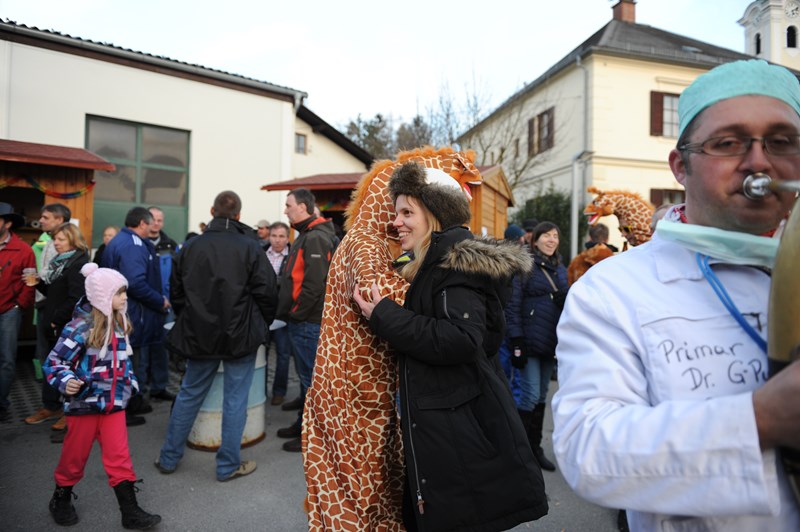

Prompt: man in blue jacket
[{"left": 102, "top": 206, "right": 169, "bottom": 425}]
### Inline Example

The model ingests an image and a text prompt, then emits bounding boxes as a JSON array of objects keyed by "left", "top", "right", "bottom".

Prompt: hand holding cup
[{"left": 22, "top": 267, "right": 39, "bottom": 286}]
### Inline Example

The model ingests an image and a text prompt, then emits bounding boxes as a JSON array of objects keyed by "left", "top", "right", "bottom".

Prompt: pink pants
[{"left": 54, "top": 411, "right": 137, "bottom": 488}]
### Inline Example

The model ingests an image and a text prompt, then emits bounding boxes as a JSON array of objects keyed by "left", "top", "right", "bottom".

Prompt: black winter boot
[
  {"left": 531, "top": 404, "right": 556, "bottom": 472},
  {"left": 49, "top": 485, "right": 79, "bottom": 526},
  {"left": 113, "top": 480, "right": 161, "bottom": 530}
]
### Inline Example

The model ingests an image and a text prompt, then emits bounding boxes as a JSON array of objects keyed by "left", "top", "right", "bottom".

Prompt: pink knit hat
[
  {"left": 80, "top": 263, "right": 131, "bottom": 359},
  {"left": 81, "top": 263, "right": 128, "bottom": 316}
]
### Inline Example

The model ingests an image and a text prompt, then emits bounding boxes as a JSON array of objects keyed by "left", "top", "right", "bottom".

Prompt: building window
[
  {"left": 756, "top": 33, "right": 762, "bottom": 55},
  {"left": 789, "top": 26, "right": 797, "bottom": 48},
  {"left": 514, "top": 138, "right": 520, "bottom": 159},
  {"left": 527, "top": 107, "right": 556, "bottom": 157},
  {"left": 295, "top": 133, "right": 307, "bottom": 154},
  {"left": 86, "top": 116, "right": 189, "bottom": 246},
  {"left": 650, "top": 91, "right": 680, "bottom": 138}
]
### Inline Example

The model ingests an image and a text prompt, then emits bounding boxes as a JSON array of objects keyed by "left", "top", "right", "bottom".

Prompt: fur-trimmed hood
[{"left": 440, "top": 237, "right": 533, "bottom": 281}]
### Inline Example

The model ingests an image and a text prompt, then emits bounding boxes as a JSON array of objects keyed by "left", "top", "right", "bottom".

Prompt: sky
[{"left": 0, "top": 0, "right": 757, "bottom": 130}]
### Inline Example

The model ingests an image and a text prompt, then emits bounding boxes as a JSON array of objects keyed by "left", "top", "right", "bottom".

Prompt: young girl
[{"left": 44, "top": 263, "right": 160, "bottom": 529}]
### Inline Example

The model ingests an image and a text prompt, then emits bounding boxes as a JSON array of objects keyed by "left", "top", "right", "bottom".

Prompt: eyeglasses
[{"left": 678, "top": 134, "right": 800, "bottom": 157}]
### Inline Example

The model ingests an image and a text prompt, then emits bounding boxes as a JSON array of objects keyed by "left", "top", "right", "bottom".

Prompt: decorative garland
[{"left": 0, "top": 176, "right": 96, "bottom": 199}]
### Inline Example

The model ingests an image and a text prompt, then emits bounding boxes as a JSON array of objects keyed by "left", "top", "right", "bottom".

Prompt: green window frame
[{"left": 85, "top": 115, "right": 190, "bottom": 248}]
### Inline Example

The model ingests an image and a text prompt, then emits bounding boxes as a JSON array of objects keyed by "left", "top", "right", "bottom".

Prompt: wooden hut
[
  {"left": 262, "top": 164, "right": 515, "bottom": 238},
  {"left": 0, "top": 138, "right": 113, "bottom": 247}
]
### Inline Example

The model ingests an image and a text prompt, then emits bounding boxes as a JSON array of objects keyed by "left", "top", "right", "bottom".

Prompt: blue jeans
[
  {"left": 133, "top": 343, "right": 170, "bottom": 394},
  {"left": 158, "top": 352, "right": 256, "bottom": 480},
  {"left": 518, "top": 356, "right": 555, "bottom": 412},
  {"left": 0, "top": 307, "right": 22, "bottom": 409},
  {"left": 269, "top": 327, "right": 291, "bottom": 398},
  {"left": 287, "top": 321, "right": 320, "bottom": 427},
  {"left": 497, "top": 339, "right": 523, "bottom": 408}
]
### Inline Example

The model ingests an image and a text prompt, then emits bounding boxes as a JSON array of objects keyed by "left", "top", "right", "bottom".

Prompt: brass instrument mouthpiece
[{"left": 743, "top": 173, "right": 800, "bottom": 200}]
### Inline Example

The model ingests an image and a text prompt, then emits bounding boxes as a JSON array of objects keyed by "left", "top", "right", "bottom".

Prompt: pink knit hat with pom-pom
[
  {"left": 80, "top": 263, "right": 131, "bottom": 359},
  {"left": 81, "top": 263, "right": 128, "bottom": 317}
]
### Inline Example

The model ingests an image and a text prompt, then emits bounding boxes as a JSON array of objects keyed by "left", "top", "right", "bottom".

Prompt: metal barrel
[
  {"left": 187, "top": 345, "right": 267, "bottom": 451},
  {"left": 768, "top": 200, "right": 800, "bottom": 504}
]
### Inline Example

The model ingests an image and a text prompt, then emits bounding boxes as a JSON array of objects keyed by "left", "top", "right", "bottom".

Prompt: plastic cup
[{"left": 22, "top": 267, "right": 38, "bottom": 286}]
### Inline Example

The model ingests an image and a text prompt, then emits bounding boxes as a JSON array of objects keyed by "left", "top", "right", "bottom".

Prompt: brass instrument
[{"left": 743, "top": 173, "right": 800, "bottom": 504}]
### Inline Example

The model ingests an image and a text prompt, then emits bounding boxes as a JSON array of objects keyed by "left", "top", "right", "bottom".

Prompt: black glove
[{"left": 510, "top": 338, "right": 528, "bottom": 369}]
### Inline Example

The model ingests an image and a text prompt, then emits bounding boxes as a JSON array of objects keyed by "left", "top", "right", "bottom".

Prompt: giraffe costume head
[
  {"left": 303, "top": 146, "right": 481, "bottom": 531},
  {"left": 584, "top": 186, "right": 655, "bottom": 248}
]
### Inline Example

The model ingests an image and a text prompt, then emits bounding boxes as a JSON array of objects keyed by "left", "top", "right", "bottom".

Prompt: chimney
[{"left": 612, "top": 0, "right": 636, "bottom": 23}]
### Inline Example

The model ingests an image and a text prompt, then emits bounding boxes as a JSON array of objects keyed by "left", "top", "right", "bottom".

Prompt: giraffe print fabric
[{"left": 302, "top": 146, "right": 481, "bottom": 531}]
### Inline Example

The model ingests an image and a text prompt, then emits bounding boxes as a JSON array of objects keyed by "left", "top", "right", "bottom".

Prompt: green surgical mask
[{"left": 656, "top": 220, "right": 779, "bottom": 269}]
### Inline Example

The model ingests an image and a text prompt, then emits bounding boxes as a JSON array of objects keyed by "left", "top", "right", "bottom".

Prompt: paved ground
[{"left": 0, "top": 348, "right": 620, "bottom": 531}]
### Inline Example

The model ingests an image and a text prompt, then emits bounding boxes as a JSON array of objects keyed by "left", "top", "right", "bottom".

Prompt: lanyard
[{"left": 696, "top": 253, "right": 767, "bottom": 354}]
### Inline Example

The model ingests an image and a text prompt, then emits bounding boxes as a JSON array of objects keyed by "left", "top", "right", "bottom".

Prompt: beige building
[
  {"left": 458, "top": 0, "right": 777, "bottom": 255},
  {"left": 0, "top": 19, "right": 370, "bottom": 245}
]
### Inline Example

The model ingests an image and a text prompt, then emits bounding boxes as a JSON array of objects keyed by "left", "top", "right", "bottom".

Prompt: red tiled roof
[
  {"left": 0, "top": 138, "right": 115, "bottom": 171},
  {"left": 261, "top": 172, "right": 364, "bottom": 191}
]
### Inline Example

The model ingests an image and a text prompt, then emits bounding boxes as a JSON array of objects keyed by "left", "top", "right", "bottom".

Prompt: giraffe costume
[
  {"left": 584, "top": 186, "right": 655, "bottom": 248},
  {"left": 303, "top": 147, "right": 481, "bottom": 531}
]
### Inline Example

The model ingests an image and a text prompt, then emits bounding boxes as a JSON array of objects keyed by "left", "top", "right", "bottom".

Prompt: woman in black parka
[{"left": 353, "top": 162, "right": 548, "bottom": 532}]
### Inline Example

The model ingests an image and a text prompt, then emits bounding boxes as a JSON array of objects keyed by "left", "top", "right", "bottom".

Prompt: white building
[
  {"left": 458, "top": 1, "right": 800, "bottom": 254},
  {"left": 0, "top": 19, "right": 371, "bottom": 245}
]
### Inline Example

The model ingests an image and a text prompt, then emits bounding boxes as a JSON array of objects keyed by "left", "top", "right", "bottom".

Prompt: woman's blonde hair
[
  {"left": 53, "top": 222, "right": 89, "bottom": 252},
  {"left": 397, "top": 196, "right": 441, "bottom": 281},
  {"left": 86, "top": 288, "right": 132, "bottom": 348}
]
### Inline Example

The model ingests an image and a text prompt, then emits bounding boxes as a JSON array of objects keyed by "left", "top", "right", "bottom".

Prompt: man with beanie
[
  {"left": 102, "top": 206, "right": 168, "bottom": 425},
  {"left": 0, "top": 203, "right": 35, "bottom": 422},
  {"left": 275, "top": 188, "right": 337, "bottom": 453},
  {"left": 157, "top": 191, "right": 277, "bottom": 481},
  {"left": 553, "top": 59, "right": 800, "bottom": 530}
]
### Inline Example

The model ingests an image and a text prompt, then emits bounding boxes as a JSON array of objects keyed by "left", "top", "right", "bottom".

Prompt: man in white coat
[{"left": 553, "top": 59, "right": 800, "bottom": 531}]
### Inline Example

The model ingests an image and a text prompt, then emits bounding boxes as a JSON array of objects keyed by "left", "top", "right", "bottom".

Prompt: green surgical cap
[{"left": 678, "top": 59, "right": 800, "bottom": 137}]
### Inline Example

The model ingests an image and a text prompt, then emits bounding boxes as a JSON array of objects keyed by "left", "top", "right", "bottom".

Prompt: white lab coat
[{"left": 552, "top": 234, "right": 800, "bottom": 531}]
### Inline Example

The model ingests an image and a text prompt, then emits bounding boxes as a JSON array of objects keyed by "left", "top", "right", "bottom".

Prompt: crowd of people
[{"left": 0, "top": 58, "right": 799, "bottom": 530}]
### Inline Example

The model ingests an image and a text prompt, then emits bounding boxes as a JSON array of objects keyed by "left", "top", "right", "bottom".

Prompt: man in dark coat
[
  {"left": 157, "top": 190, "right": 277, "bottom": 482},
  {"left": 102, "top": 206, "right": 168, "bottom": 425}
]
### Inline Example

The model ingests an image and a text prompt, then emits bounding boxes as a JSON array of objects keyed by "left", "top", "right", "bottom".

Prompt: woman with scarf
[
  {"left": 353, "top": 162, "right": 547, "bottom": 531},
  {"left": 25, "top": 222, "right": 89, "bottom": 432},
  {"left": 506, "top": 221, "right": 569, "bottom": 472}
]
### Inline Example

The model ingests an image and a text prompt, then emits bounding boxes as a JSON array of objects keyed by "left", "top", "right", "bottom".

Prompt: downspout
[{"left": 570, "top": 54, "right": 591, "bottom": 259}]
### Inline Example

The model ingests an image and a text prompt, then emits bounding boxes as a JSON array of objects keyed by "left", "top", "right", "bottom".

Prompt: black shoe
[
  {"left": 281, "top": 397, "right": 303, "bottom": 411},
  {"left": 126, "top": 414, "right": 146, "bottom": 427},
  {"left": 533, "top": 447, "right": 556, "bottom": 472},
  {"left": 282, "top": 437, "right": 302, "bottom": 453},
  {"left": 49, "top": 485, "right": 79, "bottom": 526},
  {"left": 276, "top": 423, "right": 302, "bottom": 439},
  {"left": 113, "top": 480, "right": 161, "bottom": 530},
  {"left": 153, "top": 459, "right": 175, "bottom": 475},
  {"left": 150, "top": 390, "right": 176, "bottom": 402}
]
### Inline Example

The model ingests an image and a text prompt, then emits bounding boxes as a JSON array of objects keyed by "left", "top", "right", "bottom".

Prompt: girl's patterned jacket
[{"left": 44, "top": 297, "right": 139, "bottom": 415}]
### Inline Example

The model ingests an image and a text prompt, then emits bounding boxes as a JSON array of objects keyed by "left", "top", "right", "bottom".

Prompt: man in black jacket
[{"left": 156, "top": 191, "right": 277, "bottom": 482}]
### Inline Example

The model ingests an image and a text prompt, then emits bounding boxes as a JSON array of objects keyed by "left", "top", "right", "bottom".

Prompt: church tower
[{"left": 739, "top": 0, "right": 800, "bottom": 70}]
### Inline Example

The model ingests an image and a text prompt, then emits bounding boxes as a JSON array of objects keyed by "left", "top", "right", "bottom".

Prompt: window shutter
[
  {"left": 651, "top": 91, "right": 664, "bottom": 136},
  {"left": 650, "top": 189, "right": 664, "bottom": 207}
]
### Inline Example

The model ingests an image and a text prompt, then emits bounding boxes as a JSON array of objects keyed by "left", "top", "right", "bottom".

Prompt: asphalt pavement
[{"left": 0, "top": 348, "right": 620, "bottom": 531}]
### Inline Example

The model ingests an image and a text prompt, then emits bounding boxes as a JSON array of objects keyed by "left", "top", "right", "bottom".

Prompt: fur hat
[
  {"left": 81, "top": 263, "right": 128, "bottom": 318},
  {"left": 388, "top": 162, "right": 471, "bottom": 229}
]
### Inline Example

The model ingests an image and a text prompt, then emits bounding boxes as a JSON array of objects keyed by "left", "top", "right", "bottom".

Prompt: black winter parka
[
  {"left": 369, "top": 227, "right": 548, "bottom": 532},
  {"left": 167, "top": 217, "right": 277, "bottom": 360}
]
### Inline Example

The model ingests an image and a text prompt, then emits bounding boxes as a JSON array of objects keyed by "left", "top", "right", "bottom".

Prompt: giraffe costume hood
[
  {"left": 584, "top": 186, "right": 655, "bottom": 248},
  {"left": 302, "top": 147, "right": 481, "bottom": 531}
]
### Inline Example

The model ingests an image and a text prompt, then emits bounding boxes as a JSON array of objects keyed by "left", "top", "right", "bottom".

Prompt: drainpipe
[{"left": 571, "top": 55, "right": 592, "bottom": 259}]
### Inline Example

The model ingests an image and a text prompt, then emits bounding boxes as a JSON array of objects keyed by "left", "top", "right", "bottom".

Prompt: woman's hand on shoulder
[{"left": 353, "top": 283, "right": 384, "bottom": 320}]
